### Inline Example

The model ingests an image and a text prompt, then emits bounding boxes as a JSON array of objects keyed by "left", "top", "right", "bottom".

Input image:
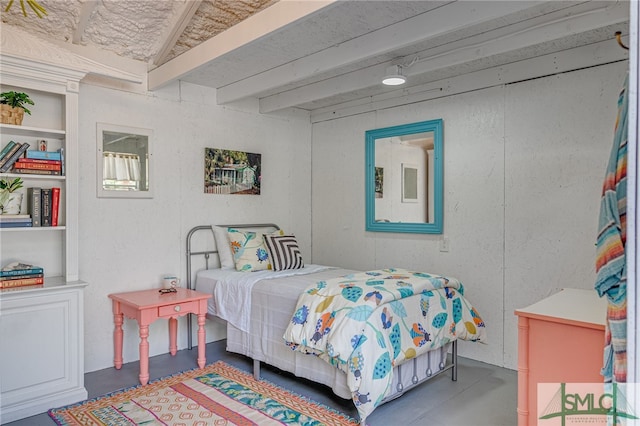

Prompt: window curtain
[{"left": 103, "top": 152, "right": 141, "bottom": 183}]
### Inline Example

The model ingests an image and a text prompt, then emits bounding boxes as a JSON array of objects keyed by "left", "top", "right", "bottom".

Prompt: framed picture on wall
[{"left": 204, "top": 148, "right": 261, "bottom": 195}]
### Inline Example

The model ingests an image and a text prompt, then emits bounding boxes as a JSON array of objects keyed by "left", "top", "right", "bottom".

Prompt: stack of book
[
  {"left": 0, "top": 214, "right": 32, "bottom": 228},
  {"left": 0, "top": 141, "right": 30, "bottom": 173},
  {"left": 13, "top": 149, "right": 63, "bottom": 175},
  {"left": 0, "top": 141, "right": 64, "bottom": 175},
  {"left": 0, "top": 262, "right": 44, "bottom": 289},
  {"left": 27, "top": 187, "right": 60, "bottom": 226}
]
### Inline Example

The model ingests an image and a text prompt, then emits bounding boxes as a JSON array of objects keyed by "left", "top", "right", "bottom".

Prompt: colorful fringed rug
[{"left": 49, "top": 360, "right": 358, "bottom": 426}]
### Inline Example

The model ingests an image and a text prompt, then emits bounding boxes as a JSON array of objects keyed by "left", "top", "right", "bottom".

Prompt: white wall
[
  {"left": 78, "top": 81, "right": 312, "bottom": 372},
  {"left": 74, "top": 57, "right": 628, "bottom": 373},
  {"left": 311, "top": 61, "right": 628, "bottom": 369}
]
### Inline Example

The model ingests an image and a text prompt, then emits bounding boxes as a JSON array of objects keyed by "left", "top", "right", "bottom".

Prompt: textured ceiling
[
  {"left": 0, "top": 1, "right": 631, "bottom": 115},
  {"left": 168, "top": 0, "right": 276, "bottom": 62},
  {"left": 0, "top": 0, "right": 276, "bottom": 65}
]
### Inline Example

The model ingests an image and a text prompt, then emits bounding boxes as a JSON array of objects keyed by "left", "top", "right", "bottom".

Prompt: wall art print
[{"left": 204, "top": 148, "right": 261, "bottom": 195}]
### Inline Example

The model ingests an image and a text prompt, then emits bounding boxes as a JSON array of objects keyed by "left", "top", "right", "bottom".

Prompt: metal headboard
[{"left": 185, "top": 223, "right": 280, "bottom": 349}]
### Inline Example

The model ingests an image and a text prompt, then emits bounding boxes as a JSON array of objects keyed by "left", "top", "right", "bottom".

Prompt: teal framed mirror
[{"left": 365, "top": 119, "right": 443, "bottom": 234}]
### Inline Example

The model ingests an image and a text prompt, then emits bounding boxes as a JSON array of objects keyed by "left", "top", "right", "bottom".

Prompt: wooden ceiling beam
[
  {"left": 258, "top": 1, "right": 629, "bottom": 113},
  {"left": 309, "top": 38, "right": 628, "bottom": 122},
  {"left": 215, "top": 0, "right": 543, "bottom": 105},
  {"left": 72, "top": 0, "right": 99, "bottom": 44},
  {"left": 148, "top": 0, "right": 336, "bottom": 90},
  {"left": 152, "top": 0, "right": 203, "bottom": 67}
]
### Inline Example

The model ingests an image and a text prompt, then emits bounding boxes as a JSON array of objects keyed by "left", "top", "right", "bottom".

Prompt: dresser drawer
[{"left": 158, "top": 301, "right": 198, "bottom": 317}]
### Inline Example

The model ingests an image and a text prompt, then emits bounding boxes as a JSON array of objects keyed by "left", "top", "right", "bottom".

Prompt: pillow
[
  {"left": 263, "top": 234, "right": 304, "bottom": 271},
  {"left": 227, "top": 228, "right": 285, "bottom": 272},
  {"left": 212, "top": 226, "right": 235, "bottom": 269}
]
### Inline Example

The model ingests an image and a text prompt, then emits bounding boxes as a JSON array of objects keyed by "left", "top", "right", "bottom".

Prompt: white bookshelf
[{"left": 0, "top": 54, "right": 87, "bottom": 422}]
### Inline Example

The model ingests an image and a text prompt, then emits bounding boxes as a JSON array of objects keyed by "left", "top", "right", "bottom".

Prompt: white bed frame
[{"left": 185, "top": 223, "right": 458, "bottom": 419}]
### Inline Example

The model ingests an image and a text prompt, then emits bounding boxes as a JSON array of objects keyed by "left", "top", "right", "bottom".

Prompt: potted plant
[
  {"left": 0, "top": 177, "right": 24, "bottom": 214},
  {"left": 0, "top": 91, "right": 34, "bottom": 125}
]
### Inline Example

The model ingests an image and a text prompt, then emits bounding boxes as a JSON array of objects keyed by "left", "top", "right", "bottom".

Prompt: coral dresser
[{"left": 514, "top": 288, "right": 607, "bottom": 426}]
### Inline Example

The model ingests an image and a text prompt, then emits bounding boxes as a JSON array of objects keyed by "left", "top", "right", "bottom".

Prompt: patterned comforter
[{"left": 283, "top": 268, "right": 487, "bottom": 423}]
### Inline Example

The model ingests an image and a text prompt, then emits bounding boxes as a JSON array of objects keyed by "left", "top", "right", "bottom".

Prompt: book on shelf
[
  {"left": 2, "top": 261, "right": 42, "bottom": 271},
  {"left": 0, "top": 221, "right": 32, "bottom": 228},
  {"left": 51, "top": 187, "right": 60, "bottom": 226},
  {"left": 59, "top": 147, "right": 65, "bottom": 176},
  {"left": 0, "top": 142, "right": 29, "bottom": 172},
  {"left": 12, "top": 168, "right": 62, "bottom": 175},
  {"left": 0, "top": 262, "right": 44, "bottom": 285},
  {"left": 0, "top": 141, "right": 17, "bottom": 164},
  {"left": 0, "top": 266, "right": 44, "bottom": 278},
  {"left": 25, "top": 150, "right": 62, "bottom": 161},
  {"left": 0, "top": 215, "right": 32, "bottom": 223},
  {"left": 0, "top": 273, "right": 43, "bottom": 281},
  {"left": 0, "top": 276, "right": 45, "bottom": 288},
  {"left": 0, "top": 283, "right": 44, "bottom": 292},
  {"left": 13, "top": 160, "right": 62, "bottom": 171},
  {"left": 41, "top": 188, "right": 52, "bottom": 226},
  {"left": 15, "top": 158, "right": 62, "bottom": 165},
  {"left": 26, "top": 187, "right": 60, "bottom": 227},
  {"left": 0, "top": 214, "right": 29, "bottom": 218},
  {"left": 28, "top": 187, "right": 41, "bottom": 227}
]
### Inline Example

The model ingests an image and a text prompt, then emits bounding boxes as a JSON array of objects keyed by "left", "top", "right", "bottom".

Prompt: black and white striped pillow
[{"left": 263, "top": 235, "right": 304, "bottom": 271}]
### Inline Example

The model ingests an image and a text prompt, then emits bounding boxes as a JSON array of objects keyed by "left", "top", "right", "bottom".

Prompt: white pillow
[
  {"left": 212, "top": 226, "right": 235, "bottom": 269},
  {"left": 227, "top": 228, "right": 285, "bottom": 272}
]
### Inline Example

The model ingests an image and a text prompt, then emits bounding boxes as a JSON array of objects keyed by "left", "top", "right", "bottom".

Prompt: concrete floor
[{"left": 6, "top": 340, "right": 517, "bottom": 425}]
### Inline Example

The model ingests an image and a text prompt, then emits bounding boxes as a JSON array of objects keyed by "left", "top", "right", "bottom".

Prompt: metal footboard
[
  {"left": 251, "top": 340, "right": 458, "bottom": 411},
  {"left": 380, "top": 340, "right": 458, "bottom": 405}
]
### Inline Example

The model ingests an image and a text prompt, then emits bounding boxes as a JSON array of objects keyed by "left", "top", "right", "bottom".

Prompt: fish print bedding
[{"left": 283, "top": 268, "right": 487, "bottom": 423}]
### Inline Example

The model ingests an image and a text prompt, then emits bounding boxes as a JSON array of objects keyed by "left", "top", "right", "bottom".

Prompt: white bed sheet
[
  {"left": 226, "top": 267, "right": 359, "bottom": 399},
  {"left": 195, "top": 264, "right": 332, "bottom": 332}
]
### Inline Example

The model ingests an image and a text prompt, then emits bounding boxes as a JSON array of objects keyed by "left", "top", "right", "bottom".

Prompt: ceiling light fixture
[{"left": 382, "top": 65, "right": 406, "bottom": 86}]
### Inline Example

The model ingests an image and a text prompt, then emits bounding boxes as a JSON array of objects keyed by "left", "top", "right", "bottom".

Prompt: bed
[{"left": 186, "top": 224, "right": 487, "bottom": 424}]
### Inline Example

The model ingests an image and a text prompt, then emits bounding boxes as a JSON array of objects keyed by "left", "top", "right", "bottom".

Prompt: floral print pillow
[{"left": 227, "top": 228, "right": 285, "bottom": 272}]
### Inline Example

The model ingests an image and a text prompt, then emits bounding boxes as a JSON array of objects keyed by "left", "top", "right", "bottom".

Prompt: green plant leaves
[
  {"left": 0, "top": 177, "right": 23, "bottom": 192},
  {"left": 0, "top": 92, "right": 34, "bottom": 115}
]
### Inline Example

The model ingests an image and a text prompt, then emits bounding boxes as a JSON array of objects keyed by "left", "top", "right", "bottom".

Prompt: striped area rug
[{"left": 49, "top": 361, "right": 358, "bottom": 426}]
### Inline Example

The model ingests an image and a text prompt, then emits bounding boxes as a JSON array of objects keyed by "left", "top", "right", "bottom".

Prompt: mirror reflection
[
  {"left": 97, "top": 123, "right": 153, "bottom": 198},
  {"left": 365, "top": 119, "right": 443, "bottom": 234}
]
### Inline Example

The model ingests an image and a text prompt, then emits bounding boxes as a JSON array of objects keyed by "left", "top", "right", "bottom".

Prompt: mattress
[{"left": 196, "top": 267, "right": 453, "bottom": 402}]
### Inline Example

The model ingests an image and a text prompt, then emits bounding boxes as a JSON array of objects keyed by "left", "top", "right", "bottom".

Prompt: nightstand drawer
[{"left": 158, "top": 301, "right": 198, "bottom": 317}]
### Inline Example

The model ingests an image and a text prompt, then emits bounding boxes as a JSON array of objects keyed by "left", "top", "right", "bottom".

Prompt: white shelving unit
[
  {"left": 0, "top": 88, "right": 75, "bottom": 281},
  {"left": 0, "top": 53, "right": 88, "bottom": 423}
]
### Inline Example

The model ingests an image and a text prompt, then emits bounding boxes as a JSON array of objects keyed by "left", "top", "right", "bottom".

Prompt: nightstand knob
[{"left": 174, "top": 305, "right": 181, "bottom": 312}]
